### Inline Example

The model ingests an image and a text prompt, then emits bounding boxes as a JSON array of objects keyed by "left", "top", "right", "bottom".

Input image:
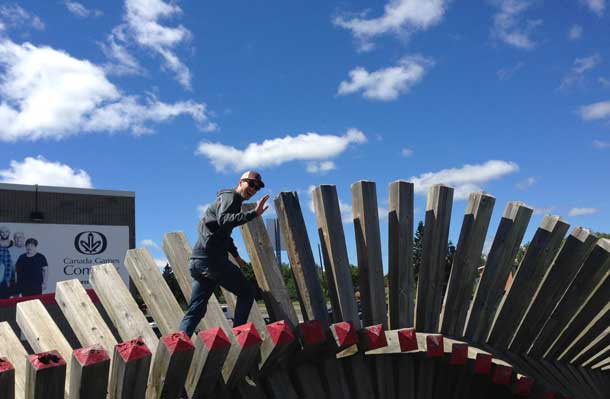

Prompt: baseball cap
[{"left": 240, "top": 170, "right": 265, "bottom": 188}]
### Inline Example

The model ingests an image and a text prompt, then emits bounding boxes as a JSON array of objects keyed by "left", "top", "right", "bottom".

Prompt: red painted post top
[
  {"left": 298, "top": 320, "right": 326, "bottom": 346},
  {"left": 515, "top": 376, "right": 535, "bottom": 397},
  {"left": 492, "top": 364, "right": 513, "bottom": 385},
  {"left": 474, "top": 353, "right": 493, "bottom": 375},
  {"left": 115, "top": 337, "right": 152, "bottom": 362},
  {"left": 331, "top": 321, "right": 358, "bottom": 348},
  {"left": 266, "top": 320, "right": 295, "bottom": 346},
  {"left": 362, "top": 324, "right": 387, "bottom": 350},
  {"left": 73, "top": 344, "right": 110, "bottom": 366},
  {"left": 199, "top": 327, "right": 231, "bottom": 351},
  {"left": 28, "top": 350, "right": 66, "bottom": 370},
  {"left": 0, "top": 357, "right": 14, "bottom": 373},
  {"left": 233, "top": 323, "right": 262, "bottom": 348},
  {"left": 426, "top": 334, "right": 444, "bottom": 357},
  {"left": 161, "top": 331, "right": 195, "bottom": 355},
  {"left": 397, "top": 328, "right": 418, "bottom": 352},
  {"left": 449, "top": 343, "right": 468, "bottom": 365}
]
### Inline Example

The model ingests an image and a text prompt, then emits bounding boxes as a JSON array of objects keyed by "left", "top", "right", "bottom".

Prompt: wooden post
[
  {"left": 90, "top": 263, "right": 159, "bottom": 355},
  {"left": 25, "top": 351, "right": 66, "bottom": 399},
  {"left": 528, "top": 238, "right": 610, "bottom": 357},
  {"left": 509, "top": 227, "right": 597, "bottom": 353},
  {"left": 464, "top": 201, "right": 533, "bottom": 343},
  {"left": 440, "top": 192, "right": 495, "bottom": 337},
  {"left": 240, "top": 203, "right": 298, "bottom": 325},
  {"left": 0, "top": 322, "right": 27, "bottom": 399},
  {"left": 415, "top": 184, "right": 453, "bottom": 333},
  {"left": 487, "top": 215, "right": 570, "bottom": 349},
  {"left": 186, "top": 327, "right": 231, "bottom": 399},
  {"left": 0, "top": 358, "right": 15, "bottom": 399},
  {"left": 109, "top": 337, "right": 152, "bottom": 399},
  {"left": 70, "top": 344, "right": 110, "bottom": 399},
  {"left": 388, "top": 180, "right": 415, "bottom": 330},
  {"left": 570, "top": 311, "right": 610, "bottom": 365},
  {"left": 147, "top": 332, "right": 195, "bottom": 399},
  {"left": 417, "top": 334, "right": 444, "bottom": 399},
  {"left": 16, "top": 300, "right": 73, "bottom": 397},
  {"left": 221, "top": 322, "right": 262, "bottom": 388}
]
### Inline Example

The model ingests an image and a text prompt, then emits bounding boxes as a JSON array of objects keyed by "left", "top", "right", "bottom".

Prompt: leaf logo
[{"left": 74, "top": 231, "right": 107, "bottom": 255}]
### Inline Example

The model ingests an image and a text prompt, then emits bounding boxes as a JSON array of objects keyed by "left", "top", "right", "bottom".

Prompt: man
[
  {"left": 9, "top": 231, "right": 25, "bottom": 294},
  {"left": 16, "top": 238, "right": 48, "bottom": 296},
  {"left": 0, "top": 226, "right": 13, "bottom": 299},
  {"left": 179, "top": 171, "right": 269, "bottom": 336}
]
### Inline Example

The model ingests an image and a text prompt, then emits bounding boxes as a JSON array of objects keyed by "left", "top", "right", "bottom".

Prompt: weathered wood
[
  {"left": 186, "top": 327, "right": 231, "bottom": 399},
  {"left": 0, "top": 322, "right": 27, "bottom": 399},
  {"left": 0, "top": 358, "right": 15, "bottom": 399},
  {"left": 147, "top": 332, "right": 194, "bottom": 399},
  {"left": 240, "top": 203, "right": 298, "bottom": 326},
  {"left": 487, "top": 215, "right": 570, "bottom": 349},
  {"left": 528, "top": 238, "right": 610, "bottom": 357},
  {"left": 275, "top": 191, "right": 329, "bottom": 324},
  {"left": 221, "top": 322, "right": 262, "bottom": 388},
  {"left": 415, "top": 184, "right": 453, "bottom": 332},
  {"left": 16, "top": 300, "right": 74, "bottom": 396},
  {"left": 509, "top": 227, "right": 597, "bottom": 353},
  {"left": 109, "top": 338, "right": 152, "bottom": 399},
  {"left": 464, "top": 201, "right": 533, "bottom": 342},
  {"left": 571, "top": 310, "right": 610, "bottom": 365},
  {"left": 124, "top": 248, "right": 184, "bottom": 335},
  {"left": 417, "top": 334, "right": 444, "bottom": 399},
  {"left": 162, "top": 231, "right": 231, "bottom": 334},
  {"left": 312, "top": 185, "right": 359, "bottom": 326},
  {"left": 70, "top": 344, "right": 110, "bottom": 399},
  {"left": 89, "top": 263, "right": 159, "bottom": 355},
  {"left": 25, "top": 351, "right": 66, "bottom": 399},
  {"left": 388, "top": 180, "right": 415, "bottom": 330},
  {"left": 440, "top": 192, "right": 495, "bottom": 337}
]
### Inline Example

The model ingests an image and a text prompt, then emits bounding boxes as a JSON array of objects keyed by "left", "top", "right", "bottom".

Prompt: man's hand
[
  {"left": 235, "top": 256, "right": 247, "bottom": 269},
  {"left": 255, "top": 194, "right": 270, "bottom": 216}
]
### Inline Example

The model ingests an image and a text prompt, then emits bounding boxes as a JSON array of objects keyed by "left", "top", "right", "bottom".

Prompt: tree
[
  {"left": 162, "top": 263, "right": 187, "bottom": 307},
  {"left": 412, "top": 221, "right": 425, "bottom": 282}
]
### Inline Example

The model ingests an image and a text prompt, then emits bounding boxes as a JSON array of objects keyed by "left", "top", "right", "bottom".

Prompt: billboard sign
[{"left": 0, "top": 223, "right": 129, "bottom": 296}]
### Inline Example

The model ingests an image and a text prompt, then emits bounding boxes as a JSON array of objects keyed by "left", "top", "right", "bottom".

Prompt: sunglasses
[{"left": 242, "top": 179, "right": 262, "bottom": 190}]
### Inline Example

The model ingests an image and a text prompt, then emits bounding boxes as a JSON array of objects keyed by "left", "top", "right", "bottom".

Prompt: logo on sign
[{"left": 74, "top": 231, "right": 107, "bottom": 255}]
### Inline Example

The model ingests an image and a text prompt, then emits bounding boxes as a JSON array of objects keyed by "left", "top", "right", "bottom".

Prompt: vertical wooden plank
[
  {"left": 487, "top": 215, "right": 570, "bottom": 349},
  {"left": 16, "top": 300, "right": 74, "bottom": 397},
  {"left": 221, "top": 323, "right": 263, "bottom": 388},
  {"left": 108, "top": 338, "right": 152, "bottom": 399},
  {"left": 510, "top": 227, "right": 597, "bottom": 354},
  {"left": 147, "top": 332, "right": 194, "bottom": 399},
  {"left": 70, "top": 345, "right": 110, "bottom": 399},
  {"left": 89, "top": 263, "right": 159, "bottom": 355},
  {"left": 440, "top": 192, "right": 495, "bottom": 337},
  {"left": 528, "top": 238, "right": 610, "bottom": 357},
  {"left": 463, "top": 201, "right": 533, "bottom": 343},
  {"left": 312, "top": 185, "right": 360, "bottom": 326},
  {"left": 185, "top": 327, "right": 231, "bottom": 399},
  {"left": 275, "top": 191, "right": 329, "bottom": 324},
  {"left": 387, "top": 180, "right": 415, "bottom": 330},
  {"left": 0, "top": 322, "right": 27, "bottom": 399},
  {"left": 239, "top": 203, "right": 298, "bottom": 326},
  {"left": 0, "top": 358, "right": 15, "bottom": 399},
  {"left": 415, "top": 184, "right": 453, "bottom": 333},
  {"left": 25, "top": 351, "right": 66, "bottom": 399},
  {"left": 570, "top": 310, "right": 610, "bottom": 365}
]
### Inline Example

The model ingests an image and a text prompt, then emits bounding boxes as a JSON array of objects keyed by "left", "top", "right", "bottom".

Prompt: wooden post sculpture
[
  {"left": 25, "top": 351, "right": 66, "bottom": 399},
  {"left": 109, "top": 337, "right": 152, "bottom": 399},
  {"left": 0, "top": 357, "right": 15, "bottom": 399},
  {"left": 147, "top": 332, "right": 195, "bottom": 399},
  {"left": 0, "top": 322, "right": 28, "bottom": 399},
  {"left": 70, "top": 345, "right": 110, "bottom": 399},
  {"left": 186, "top": 327, "right": 231, "bottom": 399}
]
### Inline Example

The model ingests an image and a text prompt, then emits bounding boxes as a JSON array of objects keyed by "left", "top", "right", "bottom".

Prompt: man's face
[
  {"left": 240, "top": 179, "right": 261, "bottom": 200},
  {"left": 14, "top": 233, "right": 25, "bottom": 247},
  {"left": 25, "top": 243, "right": 36, "bottom": 256},
  {"left": 0, "top": 228, "right": 9, "bottom": 241}
]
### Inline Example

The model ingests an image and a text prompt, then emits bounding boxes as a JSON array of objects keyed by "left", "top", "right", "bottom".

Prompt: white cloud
[
  {"left": 593, "top": 140, "right": 610, "bottom": 149},
  {"left": 580, "top": 0, "right": 606, "bottom": 16},
  {"left": 401, "top": 147, "right": 414, "bottom": 157},
  {"left": 141, "top": 239, "right": 160, "bottom": 249},
  {"left": 306, "top": 161, "right": 336, "bottom": 174},
  {"left": 560, "top": 54, "right": 601, "bottom": 89},
  {"left": 568, "top": 25, "right": 583, "bottom": 41},
  {"left": 578, "top": 100, "right": 610, "bottom": 121},
  {"left": 599, "top": 77, "right": 610, "bottom": 88},
  {"left": 516, "top": 176, "right": 536, "bottom": 190},
  {"left": 63, "top": 1, "right": 102, "bottom": 18},
  {"left": 533, "top": 206, "right": 556, "bottom": 216},
  {"left": 568, "top": 207, "right": 599, "bottom": 217},
  {"left": 0, "top": 4, "right": 44, "bottom": 32},
  {"left": 100, "top": 34, "right": 145, "bottom": 76},
  {"left": 154, "top": 258, "right": 168, "bottom": 268},
  {"left": 197, "top": 203, "right": 211, "bottom": 218},
  {"left": 491, "top": 0, "right": 542, "bottom": 50},
  {"left": 334, "top": 0, "right": 448, "bottom": 51},
  {"left": 110, "top": 0, "right": 192, "bottom": 88},
  {"left": 410, "top": 160, "right": 519, "bottom": 200},
  {"left": 0, "top": 39, "right": 214, "bottom": 141},
  {"left": 0, "top": 156, "right": 92, "bottom": 188},
  {"left": 497, "top": 61, "right": 524, "bottom": 80},
  {"left": 338, "top": 56, "right": 433, "bottom": 101},
  {"left": 197, "top": 129, "right": 367, "bottom": 172}
]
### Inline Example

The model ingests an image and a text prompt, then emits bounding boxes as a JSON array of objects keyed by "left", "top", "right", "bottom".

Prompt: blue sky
[{"left": 1, "top": 0, "right": 609, "bottom": 269}]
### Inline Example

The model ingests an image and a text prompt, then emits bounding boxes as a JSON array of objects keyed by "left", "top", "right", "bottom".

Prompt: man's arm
[{"left": 217, "top": 194, "right": 257, "bottom": 230}]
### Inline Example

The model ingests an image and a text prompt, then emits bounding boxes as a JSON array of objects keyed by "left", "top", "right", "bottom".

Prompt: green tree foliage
[
  {"left": 162, "top": 263, "right": 188, "bottom": 307},
  {"left": 596, "top": 232, "right": 610, "bottom": 239},
  {"left": 412, "top": 221, "right": 425, "bottom": 281}
]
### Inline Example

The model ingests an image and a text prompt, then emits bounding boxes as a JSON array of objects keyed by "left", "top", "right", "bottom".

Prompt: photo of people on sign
[{"left": 0, "top": 223, "right": 129, "bottom": 298}]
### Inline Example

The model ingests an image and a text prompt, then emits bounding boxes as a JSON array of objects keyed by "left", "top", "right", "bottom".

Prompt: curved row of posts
[{"left": 0, "top": 180, "right": 609, "bottom": 399}]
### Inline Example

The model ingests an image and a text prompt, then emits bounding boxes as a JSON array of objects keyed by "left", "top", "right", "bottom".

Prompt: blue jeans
[{"left": 179, "top": 256, "right": 254, "bottom": 337}]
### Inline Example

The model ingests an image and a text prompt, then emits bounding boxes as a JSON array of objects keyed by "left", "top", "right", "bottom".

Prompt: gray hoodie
[{"left": 192, "top": 189, "right": 258, "bottom": 259}]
